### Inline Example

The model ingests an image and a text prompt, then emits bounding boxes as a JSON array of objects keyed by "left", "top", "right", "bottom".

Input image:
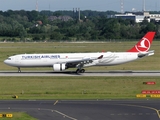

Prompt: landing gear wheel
[
  {"left": 76, "top": 69, "right": 80, "bottom": 74},
  {"left": 80, "top": 69, "right": 85, "bottom": 73},
  {"left": 76, "top": 69, "right": 85, "bottom": 74}
]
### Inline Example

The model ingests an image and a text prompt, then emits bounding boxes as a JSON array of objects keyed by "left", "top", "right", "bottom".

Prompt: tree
[
  {"left": 19, "top": 27, "right": 27, "bottom": 41},
  {"left": 140, "top": 22, "right": 156, "bottom": 34},
  {"left": 50, "top": 32, "right": 63, "bottom": 40}
]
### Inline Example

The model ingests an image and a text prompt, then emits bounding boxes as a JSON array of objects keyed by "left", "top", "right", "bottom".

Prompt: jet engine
[{"left": 53, "top": 63, "right": 66, "bottom": 71}]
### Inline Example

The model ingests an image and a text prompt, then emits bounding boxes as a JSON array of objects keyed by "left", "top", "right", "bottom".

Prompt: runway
[
  {"left": 0, "top": 100, "right": 160, "bottom": 120},
  {"left": 0, "top": 70, "right": 160, "bottom": 76}
]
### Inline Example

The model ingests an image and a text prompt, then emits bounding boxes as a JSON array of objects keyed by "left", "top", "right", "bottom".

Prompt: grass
[
  {"left": 0, "top": 112, "right": 37, "bottom": 120},
  {"left": 0, "top": 76, "right": 159, "bottom": 100}
]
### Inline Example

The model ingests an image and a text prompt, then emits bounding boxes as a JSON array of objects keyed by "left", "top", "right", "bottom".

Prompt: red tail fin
[{"left": 127, "top": 32, "right": 156, "bottom": 52}]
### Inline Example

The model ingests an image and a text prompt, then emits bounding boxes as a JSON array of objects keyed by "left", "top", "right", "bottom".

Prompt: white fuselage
[{"left": 4, "top": 52, "right": 139, "bottom": 68}]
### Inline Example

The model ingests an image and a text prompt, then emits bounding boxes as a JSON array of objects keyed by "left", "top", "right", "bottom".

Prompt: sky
[{"left": 0, "top": 0, "right": 159, "bottom": 12}]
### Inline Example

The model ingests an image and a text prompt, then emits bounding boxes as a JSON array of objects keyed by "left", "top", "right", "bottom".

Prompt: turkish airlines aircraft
[{"left": 4, "top": 32, "right": 155, "bottom": 73}]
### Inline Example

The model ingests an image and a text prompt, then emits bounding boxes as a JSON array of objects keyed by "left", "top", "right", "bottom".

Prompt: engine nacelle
[{"left": 53, "top": 63, "right": 66, "bottom": 71}]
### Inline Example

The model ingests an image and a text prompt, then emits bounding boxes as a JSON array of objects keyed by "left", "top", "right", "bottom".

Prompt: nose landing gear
[{"left": 18, "top": 67, "right": 21, "bottom": 73}]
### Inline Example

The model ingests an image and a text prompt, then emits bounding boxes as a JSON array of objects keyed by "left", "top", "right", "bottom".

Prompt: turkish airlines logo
[{"left": 135, "top": 37, "right": 150, "bottom": 52}]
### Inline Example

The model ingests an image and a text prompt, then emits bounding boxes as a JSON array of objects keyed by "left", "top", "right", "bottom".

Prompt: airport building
[{"left": 113, "top": 11, "right": 160, "bottom": 23}]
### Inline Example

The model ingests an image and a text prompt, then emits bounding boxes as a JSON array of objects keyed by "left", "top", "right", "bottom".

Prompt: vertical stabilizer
[{"left": 127, "top": 32, "right": 155, "bottom": 52}]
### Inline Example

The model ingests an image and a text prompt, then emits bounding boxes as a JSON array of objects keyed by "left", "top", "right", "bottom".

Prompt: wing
[{"left": 65, "top": 55, "right": 103, "bottom": 68}]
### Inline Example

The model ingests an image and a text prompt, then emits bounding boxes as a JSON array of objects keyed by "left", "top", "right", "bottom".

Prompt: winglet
[
  {"left": 127, "top": 32, "right": 156, "bottom": 52},
  {"left": 98, "top": 55, "right": 103, "bottom": 59}
]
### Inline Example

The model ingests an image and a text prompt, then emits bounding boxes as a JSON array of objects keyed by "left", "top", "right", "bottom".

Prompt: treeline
[{"left": 0, "top": 10, "right": 160, "bottom": 41}]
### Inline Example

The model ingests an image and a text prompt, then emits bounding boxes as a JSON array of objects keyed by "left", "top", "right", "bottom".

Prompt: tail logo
[{"left": 135, "top": 37, "right": 150, "bottom": 52}]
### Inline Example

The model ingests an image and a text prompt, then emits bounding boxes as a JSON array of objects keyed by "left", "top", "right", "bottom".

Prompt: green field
[
  {"left": 0, "top": 112, "right": 37, "bottom": 120},
  {"left": 0, "top": 41, "right": 159, "bottom": 100},
  {"left": 0, "top": 76, "right": 160, "bottom": 100}
]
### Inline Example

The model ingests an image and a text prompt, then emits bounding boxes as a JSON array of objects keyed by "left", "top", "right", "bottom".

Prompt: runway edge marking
[
  {"left": 54, "top": 110, "right": 77, "bottom": 120},
  {"left": 116, "top": 104, "right": 160, "bottom": 119},
  {"left": 54, "top": 100, "right": 58, "bottom": 105}
]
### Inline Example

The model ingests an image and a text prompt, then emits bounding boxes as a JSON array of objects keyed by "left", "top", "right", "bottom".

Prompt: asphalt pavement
[{"left": 0, "top": 100, "right": 160, "bottom": 120}]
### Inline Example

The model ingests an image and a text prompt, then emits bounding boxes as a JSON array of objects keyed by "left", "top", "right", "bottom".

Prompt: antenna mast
[
  {"left": 78, "top": 8, "right": 80, "bottom": 21},
  {"left": 36, "top": 0, "right": 39, "bottom": 11},
  {"left": 143, "top": 0, "right": 146, "bottom": 11},
  {"left": 121, "top": 0, "right": 124, "bottom": 14}
]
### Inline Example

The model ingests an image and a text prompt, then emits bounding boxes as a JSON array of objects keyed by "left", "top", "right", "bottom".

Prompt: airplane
[{"left": 4, "top": 31, "right": 155, "bottom": 73}]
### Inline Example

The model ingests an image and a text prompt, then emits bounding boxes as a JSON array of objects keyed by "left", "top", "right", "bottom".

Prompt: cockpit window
[{"left": 7, "top": 58, "right": 11, "bottom": 60}]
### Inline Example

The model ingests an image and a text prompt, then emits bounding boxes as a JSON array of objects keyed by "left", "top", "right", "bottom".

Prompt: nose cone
[
  {"left": 4, "top": 59, "right": 8, "bottom": 65},
  {"left": 4, "top": 59, "right": 10, "bottom": 65},
  {"left": 4, "top": 59, "right": 13, "bottom": 66}
]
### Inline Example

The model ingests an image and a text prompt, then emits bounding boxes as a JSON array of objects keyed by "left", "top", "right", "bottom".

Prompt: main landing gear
[
  {"left": 18, "top": 67, "right": 21, "bottom": 73},
  {"left": 76, "top": 69, "right": 85, "bottom": 74}
]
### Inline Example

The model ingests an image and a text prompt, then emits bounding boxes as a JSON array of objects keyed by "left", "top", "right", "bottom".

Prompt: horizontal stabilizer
[{"left": 138, "top": 50, "right": 154, "bottom": 58}]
